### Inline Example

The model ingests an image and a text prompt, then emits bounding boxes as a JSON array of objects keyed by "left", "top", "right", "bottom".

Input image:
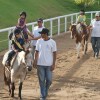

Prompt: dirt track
[{"left": 1, "top": 32, "right": 100, "bottom": 100}]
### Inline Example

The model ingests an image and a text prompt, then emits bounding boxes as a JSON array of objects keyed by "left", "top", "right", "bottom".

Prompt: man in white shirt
[
  {"left": 89, "top": 12, "right": 100, "bottom": 58},
  {"left": 30, "top": 18, "right": 44, "bottom": 57},
  {"left": 33, "top": 28, "right": 57, "bottom": 100}
]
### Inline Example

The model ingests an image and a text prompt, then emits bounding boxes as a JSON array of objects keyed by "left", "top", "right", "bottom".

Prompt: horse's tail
[{"left": 4, "top": 67, "right": 8, "bottom": 85}]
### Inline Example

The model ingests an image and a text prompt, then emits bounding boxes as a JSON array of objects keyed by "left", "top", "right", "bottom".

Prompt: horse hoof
[
  {"left": 10, "top": 93, "right": 14, "bottom": 98},
  {"left": 11, "top": 95, "right": 14, "bottom": 98},
  {"left": 11, "top": 95, "right": 14, "bottom": 97},
  {"left": 27, "top": 67, "right": 32, "bottom": 71},
  {"left": 28, "top": 69, "right": 32, "bottom": 71},
  {"left": 9, "top": 92, "right": 11, "bottom": 96},
  {"left": 84, "top": 52, "right": 86, "bottom": 55},
  {"left": 18, "top": 97, "right": 22, "bottom": 100},
  {"left": 77, "top": 56, "right": 80, "bottom": 59}
]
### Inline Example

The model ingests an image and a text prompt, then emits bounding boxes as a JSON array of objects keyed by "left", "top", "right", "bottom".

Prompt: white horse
[{"left": 2, "top": 45, "right": 33, "bottom": 99}]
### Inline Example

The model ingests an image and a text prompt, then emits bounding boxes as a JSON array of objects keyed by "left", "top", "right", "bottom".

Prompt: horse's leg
[
  {"left": 81, "top": 43, "right": 84, "bottom": 51},
  {"left": 5, "top": 79, "right": 11, "bottom": 96},
  {"left": 84, "top": 35, "right": 89, "bottom": 54},
  {"left": 76, "top": 42, "right": 81, "bottom": 58},
  {"left": 84, "top": 40, "right": 88, "bottom": 54},
  {"left": 4, "top": 67, "right": 11, "bottom": 96},
  {"left": 10, "top": 82, "right": 15, "bottom": 97},
  {"left": 81, "top": 38, "right": 84, "bottom": 51},
  {"left": 18, "top": 82, "right": 23, "bottom": 100},
  {"left": 10, "top": 70, "right": 15, "bottom": 97},
  {"left": 70, "top": 31, "right": 73, "bottom": 39},
  {"left": 8, "top": 82, "right": 11, "bottom": 96},
  {"left": 18, "top": 72, "right": 26, "bottom": 100}
]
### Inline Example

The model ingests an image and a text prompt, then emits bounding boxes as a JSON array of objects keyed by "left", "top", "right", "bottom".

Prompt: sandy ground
[{"left": 0, "top": 32, "right": 100, "bottom": 100}]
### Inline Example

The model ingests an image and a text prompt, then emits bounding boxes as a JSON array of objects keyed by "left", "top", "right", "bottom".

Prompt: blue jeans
[
  {"left": 37, "top": 65, "right": 52, "bottom": 100},
  {"left": 91, "top": 37, "right": 100, "bottom": 57}
]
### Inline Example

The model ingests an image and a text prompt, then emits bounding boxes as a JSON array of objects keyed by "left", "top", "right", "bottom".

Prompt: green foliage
[{"left": 74, "top": 0, "right": 95, "bottom": 7}]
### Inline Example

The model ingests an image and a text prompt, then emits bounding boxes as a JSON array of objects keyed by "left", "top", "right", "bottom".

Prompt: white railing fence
[{"left": 0, "top": 11, "right": 100, "bottom": 51}]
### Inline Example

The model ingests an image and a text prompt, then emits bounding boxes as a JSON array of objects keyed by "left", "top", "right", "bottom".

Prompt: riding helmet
[{"left": 14, "top": 28, "right": 21, "bottom": 35}]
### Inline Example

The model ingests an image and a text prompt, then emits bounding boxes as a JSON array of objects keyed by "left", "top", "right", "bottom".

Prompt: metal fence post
[
  {"left": 8, "top": 30, "right": 12, "bottom": 50},
  {"left": 32, "top": 24, "right": 34, "bottom": 34},
  {"left": 91, "top": 12, "right": 93, "bottom": 22},
  {"left": 76, "top": 14, "right": 78, "bottom": 23},
  {"left": 65, "top": 16, "right": 67, "bottom": 33},
  {"left": 58, "top": 18, "right": 60, "bottom": 35},
  {"left": 71, "top": 15, "right": 73, "bottom": 24},
  {"left": 50, "top": 20, "right": 53, "bottom": 37}
]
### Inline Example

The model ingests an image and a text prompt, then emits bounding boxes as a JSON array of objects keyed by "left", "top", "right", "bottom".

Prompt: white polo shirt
[
  {"left": 32, "top": 26, "right": 44, "bottom": 46},
  {"left": 36, "top": 38, "right": 57, "bottom": 66},
  {"left": 90, "top": 19, "right": 100, "bottom": 37}
]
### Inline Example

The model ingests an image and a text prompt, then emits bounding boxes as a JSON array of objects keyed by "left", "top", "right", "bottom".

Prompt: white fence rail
[{"left": 0, "top": 11, "right": 100, "bottom": 51}]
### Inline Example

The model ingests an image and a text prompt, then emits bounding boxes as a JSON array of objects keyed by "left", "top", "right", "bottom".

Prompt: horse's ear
[
  {"left": 25, "top": 50, "right": 30, "bottom": 56},
  {"left": 28, "top": 48, "right": 32, "bottom": 52},
  {"left": 25, "top": 48, "right": 32, "bottom": 53}
]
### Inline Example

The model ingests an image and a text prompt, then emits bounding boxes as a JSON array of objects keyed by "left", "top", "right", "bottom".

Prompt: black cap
[
  {"left": 37, "top": 18, "right": 43, "bottom": 22},
  {"left": 80, "top": 9, "right": 85, "bottom": 14},
  {"left": 80, "top": 9, "right": 85, "bottom": 12},
  {"left": 39, "top": 28, "right": 49, "bottom": 35},
  {"left": 14, "top": 28, "right": 21, "bottom": 35}
]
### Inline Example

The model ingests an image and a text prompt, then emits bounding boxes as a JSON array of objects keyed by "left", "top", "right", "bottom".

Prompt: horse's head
[
  {"left": 20, "top": 49, "right": 33, "bottom": 71},
  {"left": 25, "top": 49, "right": 33, "bottom": 71},
  {"left": 70, "top": 24, "right": 77, "bottom": 39}
]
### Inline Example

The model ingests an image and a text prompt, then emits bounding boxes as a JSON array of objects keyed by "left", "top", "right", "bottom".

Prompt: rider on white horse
[{"left": 5, "top": 28, "right": 25, "bottom": 66}]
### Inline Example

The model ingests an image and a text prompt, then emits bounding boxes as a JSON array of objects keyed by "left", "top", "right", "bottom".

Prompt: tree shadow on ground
[{"left": 50, "top": 50, "right": 100, "bottom": 96}]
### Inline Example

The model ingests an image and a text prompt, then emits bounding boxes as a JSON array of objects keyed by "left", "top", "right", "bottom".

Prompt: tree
[{"left": 74, "top": 0, "right": 95, "bottom": 8}]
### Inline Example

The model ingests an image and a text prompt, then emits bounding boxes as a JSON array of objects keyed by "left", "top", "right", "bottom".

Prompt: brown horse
[{"left": 70, "top": 23, "right": 89, "bottom": 58}]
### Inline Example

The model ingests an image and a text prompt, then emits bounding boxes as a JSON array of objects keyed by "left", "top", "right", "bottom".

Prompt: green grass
[
  {"left": 0, "top": 32, "right": 8, "bottom": 51},
  {"left": 0, "top": 0, "right": 100, "bottom": 51},
  {"left": 0, "top": 0, "right": 99, "bottom": 29}
]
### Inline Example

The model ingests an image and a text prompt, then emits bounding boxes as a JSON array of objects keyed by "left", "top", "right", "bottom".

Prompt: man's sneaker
[
  {"left": 5, "top": 61, "right": 10, "bottom": 66},
  {"left": 95, "top": 55, "right": 98, "bottom": 59},
  {"left": 40, "top": 97, "right": 46, "bottom": 100},
  {"left": 95, "top": 52, "right": 99, "bottom": 59}
]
